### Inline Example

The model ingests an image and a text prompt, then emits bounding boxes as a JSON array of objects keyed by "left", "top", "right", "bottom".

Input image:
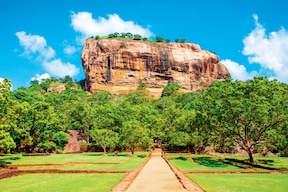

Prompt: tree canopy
[{"left": 0, "top": 76, "right": 287, "bottom": 162}]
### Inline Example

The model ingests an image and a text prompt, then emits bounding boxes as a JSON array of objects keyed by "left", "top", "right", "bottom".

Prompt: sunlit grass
[
  {"left": 168, "top": 155, "right": 243, "bottom": 171},
  {"left": 0, "top": 152, "right": 148, "bottom": 166},
  {"left": 166, "top": 153, "right": 288, "bottom": 171},
  {"left": 0, "top": 174, "right": 126, "bottom": 192},
  {"left": 188, "top": 174, "right": 288, "bottom": 192}
]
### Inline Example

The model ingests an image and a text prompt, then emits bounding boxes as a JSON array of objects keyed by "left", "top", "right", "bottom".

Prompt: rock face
[{"left": 81, "top": 39, "right": 230, "bottom": 97}]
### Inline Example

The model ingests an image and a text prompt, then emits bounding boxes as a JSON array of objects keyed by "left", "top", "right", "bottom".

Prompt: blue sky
[{"left": 1, "top": 0, "right": 288, "bottom": 89}]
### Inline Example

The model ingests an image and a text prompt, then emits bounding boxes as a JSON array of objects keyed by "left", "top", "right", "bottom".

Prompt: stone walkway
[{"left": 113, "top": 148, "right": 203, "bottom": 192}]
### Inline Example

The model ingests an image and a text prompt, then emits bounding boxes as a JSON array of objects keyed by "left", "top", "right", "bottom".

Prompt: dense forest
[{"left": 0, "top": 76, "right": 287, "bottom": 163}]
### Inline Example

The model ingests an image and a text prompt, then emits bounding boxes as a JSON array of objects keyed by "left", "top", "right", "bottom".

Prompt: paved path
[{"left": 125, "top": 149, "right": 188, "bottom": 192}]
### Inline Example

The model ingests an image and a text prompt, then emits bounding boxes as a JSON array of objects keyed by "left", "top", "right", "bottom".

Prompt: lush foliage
[{"left": 1, "top": 76, "right": 287, "bottom": 162}]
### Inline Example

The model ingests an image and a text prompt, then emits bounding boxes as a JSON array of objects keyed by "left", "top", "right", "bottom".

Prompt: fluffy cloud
[
  {"left": 15, "top": 31, "right": 55, "bottom": 60},
  {"left": 31, "top": 73, "right": 51, "bottom": 83},
  {"left": 16, "top": 31, "right": 79, "bottom": 78},
  {"left": 64, "top": 45, "right": 77, "bottom": 55},
  {"left": 0, "top": 77, "right": 4, "bottom": 82},
  {"left": 221, "top": 59, "right": 257, "bottom": 81},
  {"left": 242, "top": 14, "right": 288, "bottom": 82},
  {"left": 71, "top": 12, "right": 153, "bottom": 44},
  {"left": 43, "top": 59, "right": 79, "bottom": 77}
]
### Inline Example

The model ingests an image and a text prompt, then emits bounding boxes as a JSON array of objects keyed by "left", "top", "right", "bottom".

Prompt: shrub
[
  {"left": 133, "top": 34, "right": 142, "bottom": 40},
  {"left": 180, "top": 38, "right": 186, "bottom": 43},
  {"left": 156, "top": 36, "right": 164, "bottom": 42},
  {"left": 53, "top": 132, "right": 69, "bottom": 150}
]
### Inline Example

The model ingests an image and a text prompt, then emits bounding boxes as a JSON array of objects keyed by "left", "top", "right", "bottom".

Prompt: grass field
[
  {"left": 0, "top": 152, "right": 149, "bottom": 192},
  {"left": 167, "top": 153, "right": 288, "bottom": 192},
  {"left": 0, "top": 152, "right": 148, "bottom": 170},
  {"left": 187, "top": 174, "right": 288, "bottom": 192},
  {"left": 167, "top": 155, "right": 244, "bottom": 171},
  {"left": 0, "top": 174, "right": 126, "bottom": 192},
  {"left": 166, "top": 153, "right": 288, "bottom": 171}
]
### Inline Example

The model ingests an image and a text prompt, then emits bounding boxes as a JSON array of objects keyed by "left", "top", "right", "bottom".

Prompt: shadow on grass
[
  {"left": 225, "top": 158, "right": 280, "bottom": 170},
  {"left": 0, "top": 157, "right": 20, "bottom": 165},
  {"left": 83, "top": 153, "right": 104, "bottom": 156},
  {"left": 258, "top": 159, "right": 274, "bottom": 165},
  {"left": 193, "top": 157, "right": 228, "bottom": 168},
  {"left": 175, "top": 156, "right": 187, "bottom": 161}
]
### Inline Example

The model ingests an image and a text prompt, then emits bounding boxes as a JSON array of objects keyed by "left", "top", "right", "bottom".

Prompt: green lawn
[
  {"left": 0, "top": 152, "right": 148, "bottom": 192},
  {"left": 188, "top": 174, "right": 288, "bottom": 192},
  {"left": 0, "top": 173, "right": 125, "bottom": 192},
  {"left": 168, "top": 155, "right": 244, "bottom": 171},
  {"left": 166, "top": 153, "right": 288, "bottom": 171},
  {"left": 227, "top": 156, "right": 288, "bottom": 170},
  {"left": 0, "top": 152, "right": 148, "bottom": 170}
]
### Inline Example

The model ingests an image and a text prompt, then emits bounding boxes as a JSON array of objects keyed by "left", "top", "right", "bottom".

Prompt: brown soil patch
[{"left": 22, "top": 153, "right": 50, "bottom": 156}]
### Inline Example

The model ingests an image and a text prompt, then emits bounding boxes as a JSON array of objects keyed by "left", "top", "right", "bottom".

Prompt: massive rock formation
[{"left": 81, "top": 39, "right": 230, "bottom": 97}]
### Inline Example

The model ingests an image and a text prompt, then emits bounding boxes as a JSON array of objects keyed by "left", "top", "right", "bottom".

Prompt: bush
[
  {"left": 156, "top": 36, "right": 164, "bottom": 42},
  {"left": 133, "top": 34, "right": 142, "bottom": 40},
  {"left": 53, "top": 132, "right": 69, "bottom": 150},
  {"left": 180, "top": 38, "right": 186, "bottom": 43}
]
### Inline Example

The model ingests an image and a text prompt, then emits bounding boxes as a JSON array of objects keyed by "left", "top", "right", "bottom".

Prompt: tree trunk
[
  {"left": 103, "top": 146, "right": 107, "bottom": 155},
  {"left": 247, "top": 149, "right": 254, "bottom": 164}
]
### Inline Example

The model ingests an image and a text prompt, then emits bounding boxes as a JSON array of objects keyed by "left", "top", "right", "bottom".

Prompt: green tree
[
  {"left": 0, "top": 78, "right": 16, "bottom": 153},
  {"left": 203, "top": 77, "right": 288, "bottom": 163},
  {"left": 155, "top": 36, "right": 164, "bottom": 42},
  {"left": 180, "top": 38, "right": 186, "bottom": 43},
  {"left": 125, "top": 32, "right": 133, "bottom": 39},
  {"left": 90, "top": 129, "right": 119, "bottom": 155},
  {"left": 161, "top": 83, "right": 182, "bottom": 97},
  {"left": 133, "top": 34, "right": 142, "bottom": 40},
  {"left": 120, "top": 120, "right": 153, "bottom": 155}
]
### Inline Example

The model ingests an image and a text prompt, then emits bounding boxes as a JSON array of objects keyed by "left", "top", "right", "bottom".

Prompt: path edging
[
  {"left": 110, "top": 153, "right": 152, "bottom": 192},
  {"left": 163, "top": 156, "right": 204, "bottom": 192}
]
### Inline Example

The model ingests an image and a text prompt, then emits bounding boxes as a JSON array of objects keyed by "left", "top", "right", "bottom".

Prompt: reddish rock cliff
[{"left": 81, "top": 39, "right": 230, "bottom": 97}]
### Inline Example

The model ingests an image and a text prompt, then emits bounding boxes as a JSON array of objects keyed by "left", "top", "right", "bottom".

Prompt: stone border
[
  {"left": 182, "top": 170, "right": 288, "bottom": 174},
  {"left": 163, "top": 156, "right": 204, "bottom": 192}
]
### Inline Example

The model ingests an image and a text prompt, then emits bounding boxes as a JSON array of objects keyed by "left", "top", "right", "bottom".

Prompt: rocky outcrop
[{"left": 81, "top": 39, "right": 230, "bottom": 97}]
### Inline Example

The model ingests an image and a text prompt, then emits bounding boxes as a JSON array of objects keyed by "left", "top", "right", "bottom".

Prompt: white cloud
[
  {"left": 0, "top": 77, "right": 4, "bottom": 82},
  {"left": 15, "top": 31, "right": 55, "bottom": 60},
  {"left": 221, "top": 59, "right": 257, "bottom": 81},
  {"left": 31, "top": 73, "right": 51, "bottom": 83},
  {"left": 43, "top": 59, "right": 79, "bottom": 77},
  {"left": 16, "top": 31, "right": 80, "bottom": 78},
  {"left": 71, "top": 12, "right": 153, "bottom": 44},
  {"left": 242, "top": 14, "right": 288, "bottom": 82},
  {"left": 64, "top": 45, "right": 77, "bottom": 55}
]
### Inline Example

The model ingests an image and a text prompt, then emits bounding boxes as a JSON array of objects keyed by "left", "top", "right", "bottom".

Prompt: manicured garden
[
  {"left": 0, "top": 152, "right": 149, "bottom": 192},
  {"left": 166, "top": 153, "right": 288, "bottom": 192}
]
